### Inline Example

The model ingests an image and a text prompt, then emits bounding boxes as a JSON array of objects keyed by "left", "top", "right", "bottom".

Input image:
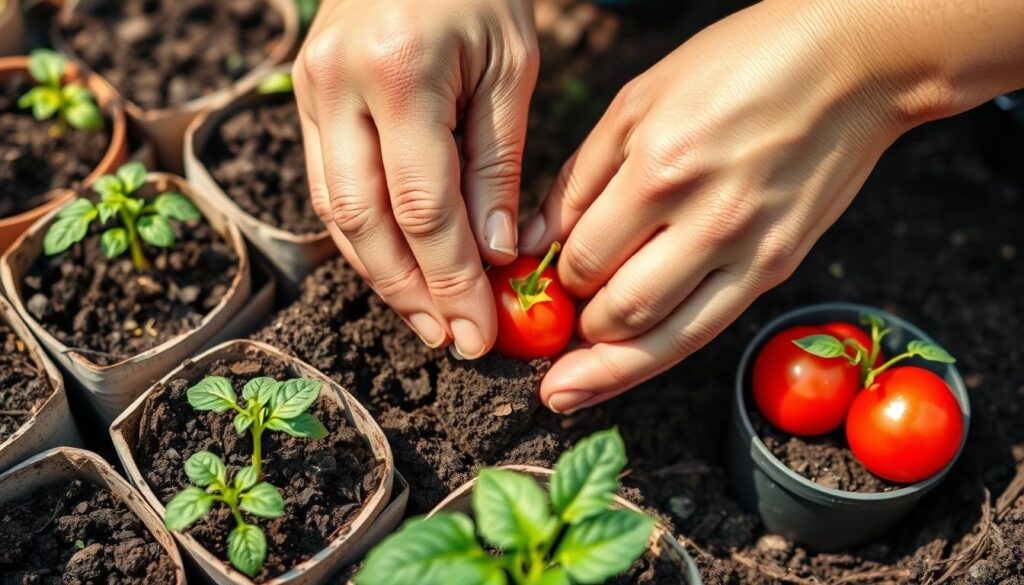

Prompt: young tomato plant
[
  {"left": 164, "top": 375, "right": 328, "bottom": 576},
  {"left": 42, "top": 162, "right": 201, "bottom": 272},
  {"left": 355, "top": 429, "right": 655, "bottom": 585},
  {"left": 18, "top": 49, "right": 102, "bottom": 137},
  {"left": 489, "top": 242, "right": 576, "bottom": 359}
]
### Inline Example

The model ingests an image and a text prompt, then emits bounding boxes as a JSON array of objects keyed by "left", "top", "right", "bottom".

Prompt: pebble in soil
[{"left": 0, "top": 321, "right": 53, "bottom": 444}]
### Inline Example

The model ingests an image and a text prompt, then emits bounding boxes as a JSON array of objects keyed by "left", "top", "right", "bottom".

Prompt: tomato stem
[
  {"left": 525, "top": 242, "right": 560, "bottom": 295},
  {"left": 510, "top": 242, "right": 562, "bottom": 312},
  {"left": 864, "top": 351, "right": 914, "bottom": 387}
]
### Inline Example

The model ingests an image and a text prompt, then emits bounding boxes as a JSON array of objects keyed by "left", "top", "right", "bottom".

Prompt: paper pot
[
  {"left": 0, "top": 173, "right": 252, "bottom": 424},
  {"left": 0, "top": 446, "right": 186, "bottom": 584},
  {"left": 0, "top": 0, "right": 26, "bottom": 56},
  {"left": 0, "top": 56, "right": 128, "bottom": 253},
  {"left": 109, "top": 339, "right": 398, "bottom": 585}
]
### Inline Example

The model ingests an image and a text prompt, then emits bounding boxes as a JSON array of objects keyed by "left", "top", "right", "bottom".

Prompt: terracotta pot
[
  {"left": 51, "top": 0, "right": 299, "bottom": 173},
  {"left": 185, "top": 63, "right": 336, "bottom": 292},
  {"left": 0, "top": 295, "right": 80, "bottom": 473},
  {"left": 0, "top": 173, "right": 252, "bottom": 424},
  {"left": 109, "top": 339, "right": 400, "bottom": 585},
  {"left": 0, "top": 56, "right": 128, "bottom": 253},
  {"left": 0, "top": 0, "right": 25, "bottom": 56},
  {"left": 0, "top": 447, "right": 187, "bottom": 584},
  {"left": 426, "top": 465, "right": 705, "bottom": 585}
]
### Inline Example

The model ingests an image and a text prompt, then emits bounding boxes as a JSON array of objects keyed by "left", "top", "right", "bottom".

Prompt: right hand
[{"left": 293, "top": 0, "right": 539, "bottom": 358}]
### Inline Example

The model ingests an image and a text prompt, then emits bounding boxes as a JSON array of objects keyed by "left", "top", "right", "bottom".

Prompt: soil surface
[
  {"left": 607, "top": 547, "right": 687, "bottom": 585},
  {"left": 0, "top": 75, "right": 110, "bottom": 218},
  {"left": 58, "top": 0, "right": 285, "bottom": 110},
  {"left": 0, "top": 321, "right": 53, "bottom": 445},
  {"left": 0, "top": 478, "right": 177, "bottom": 584},
  {"left": 134, "top": 349, "right": 385, "bottom": 582},
  {"left": 203, "top": 95, "right": 323, "bottom": 234},
  {"left": 22, "top": 188, "right": 239, "bottom": 365}
]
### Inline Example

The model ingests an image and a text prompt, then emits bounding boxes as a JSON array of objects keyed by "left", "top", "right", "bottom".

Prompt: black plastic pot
[{"left": 729, "top": 302, "right": 970, "bottom": 551}]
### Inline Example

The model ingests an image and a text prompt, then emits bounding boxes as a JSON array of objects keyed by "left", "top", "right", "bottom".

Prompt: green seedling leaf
[
  {"left": 164, "top": 487, "right": 214, "bottom": 531},
  {"left": 355, "top": 513, "right": 501, "bottom": 585},
  {"left": 793, "top": 334, "right": 847, "bottom": 359},
  {"left": 257, "top": 71, "right": 293, "bottom": 94},
  {"left": 184, "top": 451, "right": 226, "bottom": 487},
  {"left": 536, "top": 568, "right": 571, "bottom": 585},
  {"left": 152, "top": 192, "right": 201, "bottom": 221},
  {"left": 234, "top": 465, "right": 258, "bottom": 492},
  {"left": 268, "top": 378, "right": 321, "bottom": 420},
  {"left": 550, "top": 428, "right": 627, "bottom": 523},
  {"left": 234, "top": 412, "right": 253, "bottom": 435},
  {"left": 19, "top": 86, "right": 60, "bottom": 120},
  {"left": 239, "top": 482, "right": 285, "bottom": 518},
  {"left": 556, "top": 509, "right": 655, "bottom": 584},
  {"left": 859, "top": 312, "right": 886, "bottom": 332},
  {"left": 28, "top": 49, "right": 65, "bottom": 87},
  {"left": 74, "top": 539, "right": 85, "bottom": 549},
  {"left": 57, "top": 198, "right": 96, "bottom": 220},
  {"left": 100, "top": 227, "right": 128, "bottom": 258},
  {"left": 472, "top": 468, "right": 555, "bottom": 551},
  {"left": 242, "top": 377, "right": 278, "bottom": 406},
  {"left": 44, "top": 215, "right": 92, "bottom": 255},
  {"left": 61, "top": 83, "right": 91, "bottom": 104},
  {"left": 116, "top": 162, "right": 148, "bottom": 194},
  {"left": 265, "top": 412, "right": 328, "bottom": 439},
  {"left": 227, "top": 523, "right": 267, "bottom": 577},
  {"left": 907, "top": 340, "right": 956, "bottom": 364},
  {"left": 64, "top": 100, "right": 103, "bottom": 131},
  {"left": 187, "top": 376, "right": 238, "bottom": 412},
  {"left": 137, "top": 214, "right": 175, "bottom": 247},
  {"left": 92, "top": 175, "right": 123, "bottom": 199},
  {"left": 96, "top": 201, "right": 118, "bottom": 223}
]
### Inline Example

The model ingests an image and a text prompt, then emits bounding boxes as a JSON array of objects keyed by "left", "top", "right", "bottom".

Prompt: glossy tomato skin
[
  {"left": 488, "top": 257, "right": 575, "bottom": 360},
  {"left": 846, "top": 367, "right": 963, "bottom": 483},
  {"left": 820, "top": 322, "right": 883, "bottom": 367},
  {"left": 752, "top": 325, "right": 861, "bottom": 436}
]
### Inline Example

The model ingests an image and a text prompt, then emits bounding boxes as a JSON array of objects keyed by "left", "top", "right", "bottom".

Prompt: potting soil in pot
[
  {"left": 0, "top": 75, "right": 110, "bottom": 218},
  {"left": 204, "top": 95, "right": 323, "bottom": 234},
  {"left": 58, "top": 0, "right": 285, "bottom": 110},
  {"left": 0, "top": 320, "right": 52, "bottom": 444},
  {"left": 0, "top": 478, "right": 177, "bottom": 584},
  {"left": 22, "top": 209, "right": 239, "bottom": 365},
  {"left": 135, "top": 350, "right": 385, "bottom": 582}
]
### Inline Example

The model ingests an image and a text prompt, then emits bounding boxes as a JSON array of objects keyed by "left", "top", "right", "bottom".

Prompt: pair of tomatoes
[{"left": 752, "top": 321, "right": 963, "bottom": 484}]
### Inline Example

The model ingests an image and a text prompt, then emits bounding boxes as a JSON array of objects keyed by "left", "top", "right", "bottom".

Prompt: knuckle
[
  {"left": 373, "top": 263, "right": 421, "bottom": 298},
  {"left": 329, "top": 193, "right": 375, "bottom": 237},
  {"left": 606, "top": 78, "right": 648, "bottom": 128},
  {"left": 752, "top": 231, "right": 801, "bottom": 286},
  {"left": 467, "top": 156, "right": 522, "bottom": 193},
  {"left": 641, "top": 133, "right": 705, "bottom": 195},
  {"left": 561, "top": 237, "right": 606, "bottom": 285},
  {"left": 667, "top": 318, "right": 718, "bottom": 358},
  {"left": 309, "top": 187, "right": 332, "bottom": 224},
  {"left": 424, "top": 267, "right": 480, "bottom": 301},
  {"left": 362, "top": 30, "right": 426, "bottom": 85},
  {"left": 551, "top": 159, "right": 589, "bottom": 214},
  {"left": 299, "top": 33, "right": 343, "bottom": 89},
  {"left": 694, "top": 189, "right": 761, "bottom": 249},
  {"left": 593, "top": 347, "right": 633, "bottom": 387},
  {"left": 392, "top": 187, "right": 453, "bottom": 238},
  {"left": 604, "top": 283, "right": 660, "bottom": 332}
]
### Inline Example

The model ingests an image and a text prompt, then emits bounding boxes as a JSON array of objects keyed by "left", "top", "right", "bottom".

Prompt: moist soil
[
  {"left": 133, "top": 349, "right": 385, "bottom": 582},
  {"left": 256, "top": 1, "right": 1024, "bottom": 582},
  {"left": 22, "top": 192, "right": 239, "bottom": 365},
  {"left": 0, "top": 320, "right": 53, "bottom": 445},
  {"left": 0, "top": 478, "right": 177, "bottom": 584},
  {"left": 203, "top": 94, "right": 323, "bottom": 234},
  {"left": 0, "top": 75, "right": 111, "bottom": 218},
  {"left": 58, "top": 0, "right": 284, "bottom": 110}
]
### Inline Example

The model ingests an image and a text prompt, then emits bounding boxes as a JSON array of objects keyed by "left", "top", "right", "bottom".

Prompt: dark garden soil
[
  {"left": 0, "top": 321, "right": 53, "bottom": 444},
  {"left": 0, "top": 478, "right": 177, "bottom": 584},
  {"left": 22, "top": 200, "right": 239, "bottom": 365},
  {"left": 203, "top": 95, "right": 323, "bottom": 234},
  {"left": 607, "top": 548, "right": 687, "bottom": 585},
  {"left": 134, "top": 350, "right": 385, "bottom": 582},
  {"left": 0, "top": 75, "right": 110, "bottom": 218},
  {"left": 58, "top": 0, "right": 284, "bottom": 110}
]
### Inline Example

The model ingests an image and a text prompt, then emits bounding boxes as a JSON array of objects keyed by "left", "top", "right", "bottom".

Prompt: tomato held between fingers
[
  {"left": 846, "top": 367, "right": 963, "bottom": 483},
  {"left": 489, "top": 242, "right": 575, "bottom": 360}
]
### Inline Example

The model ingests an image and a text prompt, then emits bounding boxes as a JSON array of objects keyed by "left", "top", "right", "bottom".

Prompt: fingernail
[
  {"left": 451, "top": 318, "right": 486, "bottom": 359},
  {"left": 484, "top": 209, "right": 517, "bottom": 257},
  {"left": 521, "top": 215, "right": 546, "bottom": 251},
  {"left": 548, "top": 391, "right": 594, "bottom": 414},
  {"left": 408, "top": 313, "right": 446, "bottom": 348}
]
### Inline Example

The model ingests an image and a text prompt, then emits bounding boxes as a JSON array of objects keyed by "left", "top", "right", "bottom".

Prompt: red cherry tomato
[
  {"left": 488, "top": 244, "right": 575, "bottom": 360},
  {"left": 752, "top": 325, "right": 862, "bottom": 436},
  {"left": 820, "top": 322, "right": 883, "bottom": 367},
  {"left": 846, "top": 366, "right": 963, "bottom": 483}
]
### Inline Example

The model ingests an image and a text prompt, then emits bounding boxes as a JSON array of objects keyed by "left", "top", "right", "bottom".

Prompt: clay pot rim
[
  {"left": 0, "top": 172, "right": 250, "bottom": 372},
  {"left": 0, "top": 56, "right": 128, "bottom": 228},
  {"left": 50, "top": 0, "right": 299, "bottom": 121},
  {"left": 184, "top": 62, "right": 331, "bottom": 244},
  {"left": 733, "top": 301, "right": 972, "bottom": 505}
]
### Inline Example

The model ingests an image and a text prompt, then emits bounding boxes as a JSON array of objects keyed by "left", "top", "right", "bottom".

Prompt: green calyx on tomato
[{"left": 509, "top": 241, "right": 561, "bottom": 311}]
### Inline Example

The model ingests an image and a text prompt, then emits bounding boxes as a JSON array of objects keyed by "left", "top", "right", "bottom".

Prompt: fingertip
[
  {"left": 479, "top": 207, "right": 519, "bottom": 265},
  {"left": 518, "top": 213, "right": 549, "bottom": 256}
]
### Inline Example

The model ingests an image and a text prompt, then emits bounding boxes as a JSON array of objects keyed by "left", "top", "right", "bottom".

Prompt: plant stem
[
  {"left": 119, "top": 209, "right": 148, "bottom": 272},
  {"left": 251, "top": 425, "right": 263, "bottom": 477},
  {"left": 523, "top": 242, "right": 560, "bottom": 295},
  {"left": 864, "top": 351, "right": 914, "bottom": 387}
]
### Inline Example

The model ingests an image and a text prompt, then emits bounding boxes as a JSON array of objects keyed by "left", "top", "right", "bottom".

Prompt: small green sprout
[
  {"left": 74, "top": 539, "right": 85, "bottom": 549},
  {"left": 256, "top": 72, "right": 293, "bottom": 95},
  {"left": 43, "top": 162, "right": 201, "bottom": 272},
  {"left": 355, "top": 429, "right": 655, "bottom": 585},
  {"left": 18, "top": 49, "right": 103, "bottom": 138}
]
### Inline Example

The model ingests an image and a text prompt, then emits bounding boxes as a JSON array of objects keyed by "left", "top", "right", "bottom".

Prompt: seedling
[
  {"left": 356, "top": 429, "right": 655, "bottom": 585},
  {"left": 257, "top": 72, "right": 293, "bottom": 95},
  {"left": 42, "top": 162, "right": 201, "bottom": 272},
  {"left": 164, "top": 375, "right": 329, "bottom": 576},
  {"left": 18, "top": 49, "right": 102, "bottom": 138}
]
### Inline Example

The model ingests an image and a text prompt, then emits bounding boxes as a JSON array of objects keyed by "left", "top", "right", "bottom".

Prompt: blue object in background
[{"left": 994, "top": 90, "right": 1024, "bottom": 126}]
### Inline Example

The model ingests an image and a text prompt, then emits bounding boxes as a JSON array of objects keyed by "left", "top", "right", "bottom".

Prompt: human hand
[{"left": 293, "top": 0, "right": 539, "bottom": 358}]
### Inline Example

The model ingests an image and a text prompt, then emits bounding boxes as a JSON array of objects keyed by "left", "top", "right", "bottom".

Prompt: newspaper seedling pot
[
  {"left": 51, "top": 0, "right": 299, "bottom": 172},
  {"left": 427, "top": 465, "right": 704, "bottom": 585},
  {"left": 0, "top": 173, "right": 252, "bottom": 424},
  {"left": 0, "top": 56, "right": 128, "bottom": 253},
  {"left": 110, "top": 339, "right": 398, "bottom": 585},
  {"left": 0, "top": 0, "right": 26, "bottom": 56},
  {"left": 0, "top": 295, "right": 80, "bottom": 473},
  {"left": 729, "top": 302, "right": 971, "bottom": 551},
  {"left": 184, "top": 63, "right": 336, "bottom": 293},
  {"left": 0, "top": 447, "right": 186, "bottom": 584}
]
